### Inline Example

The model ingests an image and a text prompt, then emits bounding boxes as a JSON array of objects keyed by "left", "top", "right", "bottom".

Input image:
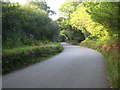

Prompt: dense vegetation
[
  {"left": 57, "top": 1, "right": 85, "bottom": 44},
  {"left": 2, "top": 0, "right": 60, "bottom": 49},
  {"left": 58, "top": 0, "right": 119, "bottom": 88},
  {"left": 2, "top": 0, "right": 119, "bottom": 88},
  {"left": 2, "top": 0, "right": 63, "bottom": 74},
  {"left": 3, "top": 43, "right": 63, "bottom": 74}
]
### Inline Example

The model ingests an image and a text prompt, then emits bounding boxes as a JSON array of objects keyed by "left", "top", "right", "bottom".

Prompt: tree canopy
[
  {"left": 2, "top": 1, "right": 60, "bottom": 49},
  {"left": 58, "top": 0, "right": 119, "bottom": 43}
]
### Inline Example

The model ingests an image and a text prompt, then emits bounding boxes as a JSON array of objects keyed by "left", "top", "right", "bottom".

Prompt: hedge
[{"left": 2, "top": 43, "right": 63, "bottom": 74}]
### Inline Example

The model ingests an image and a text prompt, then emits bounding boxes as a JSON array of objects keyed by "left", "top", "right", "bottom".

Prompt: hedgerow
[{"left": 2, "top": 43, "right": 63, "bottom": 74}]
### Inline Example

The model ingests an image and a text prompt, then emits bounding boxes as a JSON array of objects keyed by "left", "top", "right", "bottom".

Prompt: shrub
[
  {"left": 2, "top": 43, "right": 63, "bottom": 74},
  {"left": 80, "top": 38, "right": 119, "bottom": 88}
]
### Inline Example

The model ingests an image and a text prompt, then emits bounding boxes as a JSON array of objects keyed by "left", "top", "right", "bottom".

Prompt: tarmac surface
[{"left": 3, "top": 42, "right": 108, "bottom": 88}]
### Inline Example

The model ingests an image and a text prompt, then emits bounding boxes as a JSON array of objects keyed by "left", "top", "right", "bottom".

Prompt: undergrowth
[
  {"left": 80, "top": 37, "right": 119, "bottom": 88},
  {"left": 2, "top": 43, "right": 63, "bottom": 74}
]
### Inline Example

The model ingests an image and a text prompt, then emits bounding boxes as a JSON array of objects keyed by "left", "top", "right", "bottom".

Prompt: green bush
[
  {"left": 2, "top": 43, "right": 63, "bottom": 74},
  {"left": 80, "top": 39, "right": 119, "bottom": 88}
]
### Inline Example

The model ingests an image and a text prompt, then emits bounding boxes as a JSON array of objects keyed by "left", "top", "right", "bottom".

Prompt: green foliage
[
  {"left": 59, "top": 1, "right": 80, "bottom": 17},
  {"left": 27, "top": 0, "right": 56, "bottom": 15},
  {"left": 84, "top": 2, "right": 119, "bottom": 35},
  {"left": 2, "top": 43, "right": 63, "bottom": 74},
  {"left": 58, "top": 1, "right": 85, "bottom": 43},
  {"left": 2, "top": 1, "right": 60, "bottom": 49},
  {"left": 80, "top": 38, "right": 119, "bottom": 88},
  {"left": 59, "top": 1, "right": 119, "bottom": 88},
  {"left": 60, "top": 29, "right": 85, "bottom": 43},
  {"left": 104, "top": 50, "right": 118, "bottom": 88},
  {"left": 59, "top": 1, "right": 119, "bottom": 41}
]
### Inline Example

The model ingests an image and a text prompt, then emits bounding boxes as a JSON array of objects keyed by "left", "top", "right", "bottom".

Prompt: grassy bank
[
  {"left": 79, "top": 38, "right": 119, "bottom": 88},
  {"left": 2, "top": 43, "right": 63, "bottom": 74}
]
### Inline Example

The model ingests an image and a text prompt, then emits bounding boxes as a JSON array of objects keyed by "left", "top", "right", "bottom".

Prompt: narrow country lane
[{"left": 3, "top": 42, "right": 108, "bottom": 88}]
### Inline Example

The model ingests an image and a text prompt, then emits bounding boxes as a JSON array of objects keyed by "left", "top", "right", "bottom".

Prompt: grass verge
[
  {"left": 4, "top": 53, "right": 59, "bottom": 75},
  {"left": 80, "top": 39, "right": 119, "bottom": 88},
  {"left": 2, "top": 43, "right": 63, "bottom": 74}
]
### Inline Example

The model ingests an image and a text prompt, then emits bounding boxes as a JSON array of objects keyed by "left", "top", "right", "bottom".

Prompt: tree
[
  {"left": 2, "top": 1, "right": 60, "bottom": 49},
  {"left": 27, "top": 0, "right": 56, "bottom": 15},
  {"left": 59, "top": 1, "right": 119, "bottom": 43},
  {"left": 58, "top": 0, "right": 85, "bottom": 42}
]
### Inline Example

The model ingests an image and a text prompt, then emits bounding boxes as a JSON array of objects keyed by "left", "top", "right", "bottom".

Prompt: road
[{"left": 3, "top": 42, "right": 108, "bottom": 88}]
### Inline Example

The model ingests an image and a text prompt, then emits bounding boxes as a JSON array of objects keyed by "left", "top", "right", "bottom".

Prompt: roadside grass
[
  {"left": 103, "top": 50, "right": 118, "bottom": 88},
  {"left": 3, "top": 42, "right": 60, "bottom": 52},
  {"left": 80, "top": 39, "right": 119, "bottom": 88},
  {"left": 2, "top": 42, "right": 63, "bottom": 74},
  {"left": 4, "top": 53, "right": 59, "bottom": 75}
]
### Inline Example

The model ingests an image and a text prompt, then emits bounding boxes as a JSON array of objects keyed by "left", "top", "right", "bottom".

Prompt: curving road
[{"left": 3, "top": 42, "right": 108, "bottom": 88}]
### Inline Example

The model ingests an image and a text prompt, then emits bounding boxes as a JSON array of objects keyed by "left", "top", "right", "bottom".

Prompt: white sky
[
  {"left": 45, "top": 0, "right": 65, "bottom": 20},
  {"left": 9, "top": 0, "right": 65, "bottom": 20}
]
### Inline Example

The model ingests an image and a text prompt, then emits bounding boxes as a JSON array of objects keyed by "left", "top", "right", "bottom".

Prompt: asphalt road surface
[{"left": 3, "top": 42, "right": 108, "bottom": 88}]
